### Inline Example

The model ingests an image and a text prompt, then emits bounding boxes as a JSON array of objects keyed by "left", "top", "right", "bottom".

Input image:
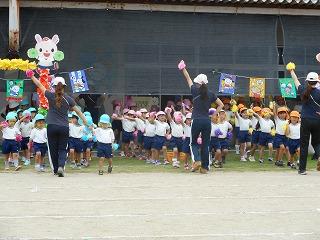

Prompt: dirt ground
[{"left": 0, "top": 171, "right": 320, "bottom": 240}]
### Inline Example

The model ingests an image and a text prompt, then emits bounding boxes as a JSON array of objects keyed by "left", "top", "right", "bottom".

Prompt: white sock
[{"left": 235, "top": 145, "right": 240, "bottom": 152}]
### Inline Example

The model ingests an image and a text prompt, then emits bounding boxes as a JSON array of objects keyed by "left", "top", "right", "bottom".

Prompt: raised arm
[
  {"left": 182, "top": 68, "right": 193, "bottom": 88},
  {"left": 215, "top": 98, "right": 224, "bottom": 114},
  {"left": 289, "top": 70, "right": 301, "bottom": 89},
  {"left": 30, "top": 76, "right": 46, "bottom": 94}
]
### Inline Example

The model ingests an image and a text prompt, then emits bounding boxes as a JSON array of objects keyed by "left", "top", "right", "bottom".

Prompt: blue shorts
[
  {"left": 137, "top": 131, "right": 144, "bottom": 145},
  {"left": 287, "top": 139, "right": 300, "bottom": 154},
  {"left": 21, "top": 137, "right": 30, "bottom": 150},
  {"left": 210, "top": 137, "right": 221, "bottom": 151},
  {"left": 273, "top": 134, "right": 287, "bottom": 149},
  {"left": 69, "top": 137, "right": 83, "bottom": 153},
  {"left": 251, "top": 131, "right": 260, "bottom": 144},
  {"left": 97, "top": 142, "right": 112, "bottom": 158},
  {"left": 238, "top": 130, "right": 251, "bottom": 143},
  {"left": 2, "top": 139, "right": 19, "bottom": 154},
  {"left": 259, "top": 132, "right": 273, "bottom": 146},
  {"left": 219, "top": 138, "right": 229, "bottom": 150},
  {"left": 234, "top": 127, "right": 240, "bottom": 138},
  {"left": 143, "top": 136, "right": 154, "bottom": 150},
  {"left": 169, "top": 137, "right": 183, "bottom": 152},
  {"left": 152, "top": 135, "right": 166, "bottom": 150},
  {"left": 181, "top": 137, "right": 191, "bottom": 154},
  {"left": 83, "top": 140, "right": 94, "bottom": 150},
  {"left": 33, "top": 142, "right": 47, "bottom": 157},
  {"left": 122, "top": 131, "right": 134, "bottom": 143}
]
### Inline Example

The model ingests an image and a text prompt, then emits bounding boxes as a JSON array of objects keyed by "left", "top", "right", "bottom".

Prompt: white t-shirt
[
  {"left": 69, "top": 123, "right": 84, "bottom": 139},
  {"left": 18, "top": 121, "right": 34, "bottom": 138},
  {"left": 210, "top": 122, "right": 220, "bottom": 137},
  {"left": 144, "top": 121, "right": 156, "bottom": 137},
  {"left": 251, "top": 117, "right": 259, "bottom": 130},
  {"left": 30, "top": 128, "right": 47, "bottom": 143},
  {"left": 122, "top": 119, "right": 137, "bottom": 133},
  {"left": 154, "top": 120, "right": 170, "bottom": 137},
  {"left": 135, "top": 118, "right": 145, "bottom": 132},
  {"left": 2, "top": 126, "right": 20, "bottom": 140},
  {"left": 184, "top": 125, "right": 191, "bottom": 138},
  {"left": 170, "top": 121, "right": 184, "bottom": 138},
  {"left": 94, "top": 128, "right": 115, "bottom": 144},
  {"left": 218, "top": 121, "right": 233, "bottom": 139},
  {"left": 275, "top": 118, "right": 288, "bottom": 135},
  {"left": 259, "top": 117, "right": 274, "bottom": 133},
  {"left": 237, "top": 116, "right": 251, "bottom": 131},
  {"left": 288, "top": 123, "right": 300, "bottom": 140}
]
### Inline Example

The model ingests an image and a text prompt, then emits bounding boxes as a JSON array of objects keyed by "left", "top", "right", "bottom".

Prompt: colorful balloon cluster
[{"left": 0, "top": 59, "right": 37, "bottom": 71}]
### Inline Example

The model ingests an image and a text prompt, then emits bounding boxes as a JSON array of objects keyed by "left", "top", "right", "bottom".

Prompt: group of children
[{"left": 0, "top": 97, "right": 301, "bottom": 174}]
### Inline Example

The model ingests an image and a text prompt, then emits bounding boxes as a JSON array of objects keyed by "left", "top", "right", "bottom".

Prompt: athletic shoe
[
  {"left": 298, "top": 170, "right": 307, "bottom": 175},
  {"left": 213, "top": 161, "right": 223, "bottom": 168},
  {"left": 199, "top": 167, "right": 208, "bottom": 174},
  {"left": 108, "top": 166, "right": 113, "bottom": 173},
  {"left": 184, "top": 163, "right": 190, "bottom": 170},
  {"left": 268, "top": 157, "right": 273, "bottom": 162},
  {"left": 154, "top": 160, "right": 161, "bottom": 166},
  {"left": 248, "top": 156, "right": 255, "bottom": 162},
  {"left": 163, "top": 160, "right": 170, "bottom": 165},
  {"left": 317, "top": 161, "right": 320, "bottom": 171},
  {"left": 24, "top": 160, "right": 30, "bottom": 166},
  {"left": 259, "top": 159, "right": 264, "bottom": 164},
  {"left": 289, "top": 162, "right": 296, "bottom": 169},
  {"left": 172, "top": 161, "right": 180, "bottom": 168},
  {"left": 120, "top": 152, "right": 125, "bottom": 157},
  {"left": 191, "top": 161, "right": 201, "bottom": 172},
  {"left": 275, "top": 160, "right": 284, "bottom": 167},
  {"left": 14, "top": 165, "right": 21, "bottom": 171},
  {"left": 240, "top": 157, "right": 247, "bottom": 162},
  {"left": 98, "top": 170, "right": 104, "bottom": 175},
  {"left": 57, "top": 167, "right": 65, "bottom": 177}
]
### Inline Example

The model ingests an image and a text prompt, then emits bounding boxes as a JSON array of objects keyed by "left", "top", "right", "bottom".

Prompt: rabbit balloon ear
[
  {"left": 52, "top": 34, "right": 60, "bottom": 44},
  {"left": 35, "top": 34, "right": 42, "bottom": 43}
]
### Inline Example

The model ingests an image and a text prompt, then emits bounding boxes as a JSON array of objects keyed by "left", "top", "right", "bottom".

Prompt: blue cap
[
  {"left": 71, "top": 111, "right": 79, "bottom": 119},
  {"left": 99, "top": 114, "right": 110, "bottom": 124},
  {"left": 84, "top": 111, "right": 91, "bottom": 117},
  {"left": 86, "top": 116, "right": 93, "bottom": 126},
  {"left": 6, "top": 111, "right": 17, "bottom": 121},
  {"left": 34, "top": 113, "right": 45, "bottom": 122},
  {"left": 28, "top": 107, "right": 37, "bottom": 113},
  {"left": 20, "top": 99, "right": 29, "bottom": 106},
  {"left": 68, "top": 113, "right": 73, "bottom": 118},
  {"left": 22, "top": 110, "right": 31, "bottom": 117},
  {"left": 16, "top": 109, "right": 23, "bottom": 114}
]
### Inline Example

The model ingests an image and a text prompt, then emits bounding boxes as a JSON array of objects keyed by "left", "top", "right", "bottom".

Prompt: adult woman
[
  {"left": 179, "top": 61, "right": 223, "bottom": 173},
  {"left": 29, "top": 72, "right": 87, "bottom": 177},
  {"left": 289, "top": 69, "right": 320, "bottom": 175}
]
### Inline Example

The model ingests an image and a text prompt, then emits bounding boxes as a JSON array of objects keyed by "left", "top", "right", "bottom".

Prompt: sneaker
[
  {"left": 199, "top": 167, "right": 208, "bottom": 174},
  {"left": 289, "top": 162, "right": 296, "bottom": 169},
  {"left": 24, "top": 160, "right": 30, "bottom": 166},
  {"left": 259, "top": 159, "right": 264, "bottom": 164},
  {"left": 268, "top": 157, "right": 273, "bottom": 162},
  {"left": 35, "top": 165, "right": 41, "bottom": 172},
  {"left": 317, "top": 161, "right": 320, "bottom": 171},
  {"left": 57, "top": 167, "right": 65, "bottom": 177},
  {"left": 191, "top": 161, "right": 201, "bottom": 172},
  {"left": 298, "top": 170, "right": 307, "bottom": 175},
  {"left": 275, "top": 160, "right": 284, "bottom": 167},
  {"left": 14, "top": 165, "right": 21, "bottom": 171},
  {"left": 154, "top": 160, "right": 161, "bottom": 166},
  {"left": 163, "top": 160, "right": 170, "bottom": 165},
  {"left": 213, "top": 161, "right": 223, "bottom": 168},
  {"left": 40, "top": 166, "right": 45, "bottom": 172},
  {"left": 98, "top": 170, "right": 104, "bottom": 175},
  {"left": 184, "top": 163, "right": 190, "bottom": 170},
  {"left": 248, "top": 156, "right": 255, "bottom": 162},
  {"left": 240, "top": 157, "right": 247, "bottom": 162},
  {"left": 108, "top": 166, "right": 113, "bottom": 173},
  {"left": 120, "top": 152, "right": 125, "bottom": 157},
  {"left": 172, "top": 161, "right": 180, "bottom": 168}
]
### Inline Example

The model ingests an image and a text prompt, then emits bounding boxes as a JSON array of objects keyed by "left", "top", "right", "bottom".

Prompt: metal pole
[{"left": 9, "top": 0, "right": 20, "bottom": 52}]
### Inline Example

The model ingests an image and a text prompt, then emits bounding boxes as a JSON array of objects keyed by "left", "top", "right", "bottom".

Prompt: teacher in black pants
[
  {"left": 179, "top": 61, "right": 223, "bottom": 173},
  {"left": 289, "top": 69, "right": 320, "bottom": 175},
  {"left": 29, "top": 72, "right": 87, "bottom": 177}
]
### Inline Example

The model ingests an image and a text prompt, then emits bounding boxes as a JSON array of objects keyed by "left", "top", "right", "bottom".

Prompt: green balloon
[
  {"left": 27, "top": 48, "right": 38, "bottom": 59},
  {"left": 54, "top": 51, "right": 64, "bottom": 62}
]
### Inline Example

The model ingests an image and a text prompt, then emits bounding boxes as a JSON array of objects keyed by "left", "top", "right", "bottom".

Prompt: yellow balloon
[
  {"left": 286, "top": 62, "right": 296, "bottom": 71},
  {"left": 271, "top": 128, "right": 276, "bottom": 137}
]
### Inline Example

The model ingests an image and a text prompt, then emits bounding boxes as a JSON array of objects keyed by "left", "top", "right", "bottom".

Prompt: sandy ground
[{"left": 0, "top": 171, "right": 320, "bottom": 240}]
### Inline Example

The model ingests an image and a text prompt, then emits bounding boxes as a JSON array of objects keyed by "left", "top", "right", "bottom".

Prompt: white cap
[
  {"left": 156, "top": 111, "right": 165, "bottom": 117},
  {"left": 194, "top": 74, "right": 208, "bottom": 85},
  {"left": 306, "top": 72, "right": 319, "bottom": 82},
  {"left": 53, "top": 77, "right": 67, "bottom": 86},
  {"left": 186, "top": 113, "right": 192, "bottom": 119},
  {"left": 128, "top": 110, "right": 136, "bottom": 115},
  {"left": 140, "top": 108, "right": 148, "bottom": 113}
]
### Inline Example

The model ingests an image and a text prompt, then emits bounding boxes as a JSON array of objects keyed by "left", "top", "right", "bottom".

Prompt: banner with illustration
[
  {"left": 279, "top": 78, "right": 296, "bottom": 98},
  {"left": 218, "top": 73, "right": 236, "bottom": 95},
  {"left": 249, "top": 77, "right": 265, "bottom": 98},
  {"left": 69, "top": 70, "right": 89, "bottom": 93},
  {"left": 6, "top": 80, "right": 24, "bottom": 102}
]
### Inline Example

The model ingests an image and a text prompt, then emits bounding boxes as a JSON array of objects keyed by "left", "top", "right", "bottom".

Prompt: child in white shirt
[
  {"left": 235, "top": 107, "right": 252, "bottom": 162},
  {"left": 218, "top": 110, "right": 233, "bottom": 164},
  {"left": 210, "top": 112, "right": 222, "bottom": 167},
  {"left": 153, "top": 111, "right": 170, "bottom": 165},
  {"left": 181, "top": 113, "right": 192, "bottom": 170},
  {"left": 144, "top": 112, "right": 156, "bottom": 164},
  {"left": 285, "top": 111, "right": 301, "bottom": 168},
  {"left": 69, "top": 112, "right": 84, "bottom": 168},
  {"left": 135, "top": 109, "right": 148, "bottom": 159}
]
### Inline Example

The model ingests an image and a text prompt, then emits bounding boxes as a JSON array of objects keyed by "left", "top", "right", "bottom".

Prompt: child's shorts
[
  {"left": 137, "top": 130, "right": 144, "bottom": 145},
  {"left": 181, "top": 137, "right": 191, "bottom": 154},
  {"left": 273, "top": 134, "right": 287, "bottom": 148},
  {"left": 234, "top": 127, "right": 240, "bottom": 138},
  {"left": 238, "top": 130, "right": 251, "bottom": 143},
  {"left": 210, "top": 137, "right": 221, "bottom": 151},
  {"left": 287, "top": 139, "right": 300, "bottom": 154},
  {"left": 68, "top": 137, "right": 83, "bottom": 153},
  {"left": 21, "top": 137, "right": 30, "bottom": 150},
  {"left": 219, "top": 138, "right": 229, "bottom": 150},
  {"left": 2, "top": 139, "right": 19, "bottom": 154},
  {"left": 83, "top": 140, "right": 94, "bottom": 150},
  {"left": 97, "top": 142, "right": 112, "bottom": 158},
  {"left": 259, "top": 132, "right": 273, "bottom": 146},
  {"left": 33, "top": 142, "right": 47, "bottom": 157},
  {"left": 169, "top": 136, "right": 183, "bottom": 152},
  {"left": 152, "top": 135, "right": 166, "bottom": 150},
  {"left": 122, "top": 131, "right": 134, "bottom": 143},
  {"left": 143, "top": 136, "right": 154, "bottom": 150},
  {"left": 251, "top": 131, "right": 260, "bottom": 144}
]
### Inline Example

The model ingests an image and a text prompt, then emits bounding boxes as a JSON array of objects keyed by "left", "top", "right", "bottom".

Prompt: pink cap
[
  {"left": 128, "top": 110, "right": 136, "bottom": 115},
  {"left": 123, "top": 108, "right": 129, "bottom": 114},
  {"left": 149, "top": 112, "right": 156, "bottom": 118},
  {"left": 156, "top": 111, "right": 165, "bottom": 117},
  {"left": 140, "top": 108, "right": 148, "bottom": 113},
  {"left": 186, "top": 113, "right": 192, "bottom": 119}
]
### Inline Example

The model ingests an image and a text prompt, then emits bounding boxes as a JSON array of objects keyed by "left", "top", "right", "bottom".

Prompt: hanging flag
[
  {"left": 219, "top": 73, "right": 236, "bottom": 95},
  {"left": 249, "top": 77, "right": 265, "bottom": 98},
  {"left": 279, "top": 78, "right": 296, "bottom": 98},
  {"left": 69, "top": 70, "right": 89, "bottom": 93},
  {"left": 6, "top": 80, "right": 24, "bottom": 102}
]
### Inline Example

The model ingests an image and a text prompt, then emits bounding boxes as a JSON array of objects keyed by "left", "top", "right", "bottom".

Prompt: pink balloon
[
  {"left": 178, "top": 60, "right": 186, "bottom": 70},
  {"left": 316, "top": 53, "right": 320, "bottom": 63},
  {"left": 25, "top": 70, "right": 34, "bottom": 78}
]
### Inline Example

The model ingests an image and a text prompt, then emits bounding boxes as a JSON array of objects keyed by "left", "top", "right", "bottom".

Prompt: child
[
  {"left": 235, "top": 107, "right": 252, "bottom": 162},
  {"left": 234, "top": 103, "right": 245, "bottom": 155},
  {"left": 218, "top": 110, "right": 233, "bottom": 164},
  {"left": 166, "top": 109, "right": 184, "bottom": 168},
  {"left": 285, "top": 111, "right": 300, "bottom": 169},
  {"left": 28, "top": 107, "right": 37, "bottom": 123},
  {"left": 0, "top": 112, "right": 21, "bottom": 171},
  {"left": 69, "top": 112, "right": 84, "bottom": 169},
  {"left": 144, "top": 112, "right": 156, "bottom": 164},
  {"left": 17, "top": 110, "right": 34, "bottom": 166},
  {"left": 81, "top": 115, "right": 95, "bottom": 167},
  {"left": 29, "top": 114, "right": 47, "bottom": 172},
  {"left": 253, "top": 108, "right": 274, "bottom": 163},
  {"left": 181, "top": 113, "right": 192, "bottom": 170},
  {"left": 152, "top": 111, "right": 170, "bottom": 165},
  {"left": 248, "top": 106, "right": 262, "bottom": 162},
  {"left": 135, "top": 109, "right": 148, "bottom": 159},
  {"left": 94, "top": 114, "right": 114, "bottom": 175},
  {"left": 222, "top": 99, "right": 233, "bottom": 121},
  {"left": 273, "top": 105, "right": 289, "bottom": 167},
  {"left": 210, "top": 112, "right": 222, "bottom": 167}
]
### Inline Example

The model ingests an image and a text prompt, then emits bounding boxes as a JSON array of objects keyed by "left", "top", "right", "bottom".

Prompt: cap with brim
[
  {"left": 34, "top": 113, "right": 45, "bottom": 122},
  {"left": 6, "top": 112, "right": 17, "bottom": 121},
  {"left": 253, "top": 106, "right": 262, "bottom": 113},
  {"left": 99, "top": 114, "right": 110, "bottom": 124},
  {"left": 290, "top": 111, "right": 300, "bottom": 118},
  {"left": 140, "top": 108, "right": 148, "bottom": 113},
  {"left": 193, "top": 74, "right": 208, "bottom": 85},
  {"left": 128, "top": 110, "right": 136, "bottom": 115},
  {"left": 53, "top": 77, "right": 67, "bottom": 86},
  {"left": 277, "top": 107, "right": 288, "bottom": 114},
  {"left": 186, "top": 113, "right": 192, "bottom": 119},
  {"left": 20, "top": 99, "right": 29, "bottom": 106},
  {"left": 240, "top": 107, "right": 248, "bottom": 113},
  {"left": 306, "top": 72, "right": 319, "bottom": 82},
  {"left": 156, "top": 111, "right": 165, "bottom": 117},
  {"left": 28, "top": 107, "right": 37, "bottom": 112}
]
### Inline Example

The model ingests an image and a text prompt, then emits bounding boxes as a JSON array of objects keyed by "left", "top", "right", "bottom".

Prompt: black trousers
[
  {"left": 47, "top": 124, "right": 69, "bottom": 174},
  {"left": 300, "top": 118, "right": 320, "bottom": 171}
]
